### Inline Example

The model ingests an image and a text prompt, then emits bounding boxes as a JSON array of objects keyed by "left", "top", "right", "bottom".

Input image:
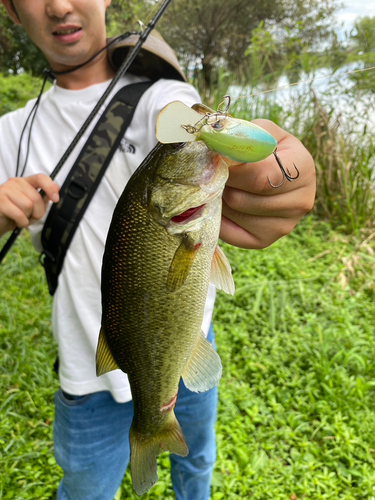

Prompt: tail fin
[{"left": 130, "top": 411, "right": 188, "bottom": 496}]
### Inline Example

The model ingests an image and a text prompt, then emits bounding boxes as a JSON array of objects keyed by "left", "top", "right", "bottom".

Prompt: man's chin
[{"left": 46, "top": 46, "right": 94, "bottom": 72}]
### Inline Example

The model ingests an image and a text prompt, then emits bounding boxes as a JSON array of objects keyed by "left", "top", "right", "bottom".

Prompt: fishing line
[
  {"left": 232, "top": 64, "right": 375, "bottom": 101},
  {"left": 15, "top": 71, "right": 49, "bottom": 177}
]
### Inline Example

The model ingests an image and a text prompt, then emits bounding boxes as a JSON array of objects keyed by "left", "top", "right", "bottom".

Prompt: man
[{"left": 0, "top": 1, "right": 316, "bottom": 499}]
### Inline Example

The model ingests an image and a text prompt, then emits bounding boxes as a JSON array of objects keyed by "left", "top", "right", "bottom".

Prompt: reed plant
[{"left": 295, "top": 87, "right": 375, "bottom": 235}]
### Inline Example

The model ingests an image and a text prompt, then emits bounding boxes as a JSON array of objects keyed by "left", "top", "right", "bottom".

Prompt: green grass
[
  {"left": 0, "top": 234, "right": 58, "bottom": 499},
  {"left": 212, "top": 220, "right": 375, "bottom": 499},
  {"left": 1, "top": 216, "right": 375, "bottom": 499}
]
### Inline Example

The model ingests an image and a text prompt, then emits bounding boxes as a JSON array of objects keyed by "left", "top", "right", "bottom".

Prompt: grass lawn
[{"left": 1, "top": 216, "right": 375, "bottom": 499}]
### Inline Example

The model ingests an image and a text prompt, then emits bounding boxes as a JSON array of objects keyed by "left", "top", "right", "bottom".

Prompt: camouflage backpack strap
[{"left": 40, "top": 80, "right": 153, "bottom": 295}]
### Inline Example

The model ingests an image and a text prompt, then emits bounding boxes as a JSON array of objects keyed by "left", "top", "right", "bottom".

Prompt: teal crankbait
[{"left": 156, "top": 96, "right": 299, "bottom": 188}]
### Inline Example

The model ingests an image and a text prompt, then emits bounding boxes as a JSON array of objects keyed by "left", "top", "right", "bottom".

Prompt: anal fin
[
  {"left": 96, "top": 327, "right": 120, "bottom": 376},
  {"left": 182, "top": 331, "right": 222, "bottom": 393},
  {"left": 210, "top": 245, "right": 235, "bottom": 295}
]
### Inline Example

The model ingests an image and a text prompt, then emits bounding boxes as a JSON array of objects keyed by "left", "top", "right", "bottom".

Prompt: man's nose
[{"left": 46, "top": 0, "right": 73, "bottom": 19}]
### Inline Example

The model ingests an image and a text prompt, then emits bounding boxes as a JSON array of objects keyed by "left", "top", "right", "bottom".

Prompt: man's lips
[{"left": 52, "top": 25, "right": 83, "bottom": 43}]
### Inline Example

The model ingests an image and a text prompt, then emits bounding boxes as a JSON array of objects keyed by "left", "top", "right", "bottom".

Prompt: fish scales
[{"left": 97, "top": 140, "right": 234, "bottom": 496}]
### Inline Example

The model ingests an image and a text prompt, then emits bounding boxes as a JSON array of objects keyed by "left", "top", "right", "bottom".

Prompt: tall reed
[{"left": 298, "top": 89, "right": 375, "bottom": 234}]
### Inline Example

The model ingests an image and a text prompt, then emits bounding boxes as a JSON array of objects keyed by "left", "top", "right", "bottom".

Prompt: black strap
[{"left": 40, "top": 81, "right": 153, "bottom": 295}]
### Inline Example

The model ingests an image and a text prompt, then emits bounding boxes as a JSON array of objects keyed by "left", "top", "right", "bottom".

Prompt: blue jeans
[{"left": 54, "top": 326, "right": 218, "bottom": 500}]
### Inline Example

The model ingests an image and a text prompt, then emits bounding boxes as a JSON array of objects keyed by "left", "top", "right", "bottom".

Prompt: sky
[{"left": 337, "top": 0, "right": 375, "bottom": 34}]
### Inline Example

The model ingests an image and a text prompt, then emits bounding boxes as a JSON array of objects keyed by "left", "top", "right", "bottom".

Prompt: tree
[
  {"left": 105, "top": 0, "right": 146, "bottom": 37},
  {"left": 1, "top": 0, "right": 339, "bottom": 86},
  {"left": 0, "top": 7, "right": 48, "bottom": 75},
  {"left": 351, "top": 16, "right": 375, "bottom": 54},
  {"left": 158, "top": 0, "right": 339, "bottom": 91}
]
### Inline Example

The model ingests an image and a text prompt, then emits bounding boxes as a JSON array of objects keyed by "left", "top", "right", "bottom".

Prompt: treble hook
[
  {"left": 182, "top": 95, "right": 233, "bottom": 135},
  {"left": 217, "top": 95, "right": 231, "bottom": 115},
  {"left": 268, "top": 150, "right": 300, "bottom": 188}
]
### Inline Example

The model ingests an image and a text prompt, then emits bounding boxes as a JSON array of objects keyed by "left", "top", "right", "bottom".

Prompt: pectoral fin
[
  {"left": 210, "top": 245, "right": 235, "bottom": 295},
  {"left": 167, "top": 240, "right": 201, "bottom": 292},
  {"left": 96, "top": 327, "right": 120, "bottom": 376},
  {"left": 182, "top": 332, "right": 222, "bottom": 393}
]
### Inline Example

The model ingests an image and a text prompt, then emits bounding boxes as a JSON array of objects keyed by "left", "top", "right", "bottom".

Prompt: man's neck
[{"left": 54, "top": 51, "right": 116, "bottom": 90}]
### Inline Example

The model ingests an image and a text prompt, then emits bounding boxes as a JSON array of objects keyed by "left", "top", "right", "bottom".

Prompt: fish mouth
[{"left": 170, "top": 204, "right": 205, "bottom": 224}]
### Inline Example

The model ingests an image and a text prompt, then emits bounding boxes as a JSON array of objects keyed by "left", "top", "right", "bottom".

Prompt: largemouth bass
[{"left": 96, "top": 139, "right": 234, "bottom": 495}]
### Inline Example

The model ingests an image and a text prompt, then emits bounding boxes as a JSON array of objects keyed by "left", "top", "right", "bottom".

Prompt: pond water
[{"left": 228, "top": 62, "right": 375, "bottom": 136}]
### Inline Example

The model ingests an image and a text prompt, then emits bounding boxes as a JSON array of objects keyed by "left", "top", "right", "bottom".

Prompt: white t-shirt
[{"left": 0, "top": 74, "right": 216, "bottom": 403}]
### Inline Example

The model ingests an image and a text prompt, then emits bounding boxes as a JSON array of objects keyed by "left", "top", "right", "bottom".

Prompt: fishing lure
[{"left": 156, "top": 96, "right": 299, "bottom": 188}]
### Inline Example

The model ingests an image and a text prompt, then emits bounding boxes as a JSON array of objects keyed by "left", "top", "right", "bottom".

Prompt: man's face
[{"left": 2, "top": 0, "right": 112, "bottom": 71}]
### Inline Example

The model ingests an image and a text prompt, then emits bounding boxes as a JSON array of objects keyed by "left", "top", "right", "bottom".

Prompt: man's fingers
[
  {"left": 225, "top": 125, "right": 315, "bottom": 196},
  {"left": 222, "top": 184, "right": 315, "bottom": 218},
  {"left": 0, "top": 175, "right": 60, "bottom": 232},
  {"left": 220, "top": 208, "right": 299, "bottom": 250},
  {"left": 1, "top": 198, "right": 30, "bottom": 228},
  {"left": 7, "top": 176, "right": 59, "bottom": 221},
  {"left": 218, "top": 119, "right": 316, "bottom": 249},
  {"left": 26, "top": 174, "right": 60, "bottom": 203}
]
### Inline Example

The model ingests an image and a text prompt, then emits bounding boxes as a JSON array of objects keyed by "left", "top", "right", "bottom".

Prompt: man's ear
[{"left": 1, "top": 0, "right": 22, "bottom": 25}]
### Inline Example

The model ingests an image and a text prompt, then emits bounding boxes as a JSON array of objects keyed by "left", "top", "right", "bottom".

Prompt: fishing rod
[{"left": 0, "top": 0, "right": 173, "bottom": 265}]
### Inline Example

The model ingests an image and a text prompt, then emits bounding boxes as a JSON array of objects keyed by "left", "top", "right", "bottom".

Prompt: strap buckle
[
  {"left": 68, "top": 180, "right": 88, "bottom": 199},
  {"left": 39, "top": 250, "right": 56, "bottom": 267}
]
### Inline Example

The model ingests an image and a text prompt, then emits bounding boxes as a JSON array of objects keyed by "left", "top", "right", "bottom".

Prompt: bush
[{"left": 0, "top": 73, "right": 47, "bottom": 116}]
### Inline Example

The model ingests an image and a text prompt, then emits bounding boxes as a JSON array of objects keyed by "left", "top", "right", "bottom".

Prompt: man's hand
[
  {"left": 0, "top": 174, "right": 60, "bottom": 237},
  {"left": 220, "top": 119, "right": 316, "bottom": 249}
]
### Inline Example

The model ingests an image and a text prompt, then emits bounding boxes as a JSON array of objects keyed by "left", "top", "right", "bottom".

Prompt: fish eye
[{"left": 211, "top": 122, "right": 224, "bottom": 131}]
